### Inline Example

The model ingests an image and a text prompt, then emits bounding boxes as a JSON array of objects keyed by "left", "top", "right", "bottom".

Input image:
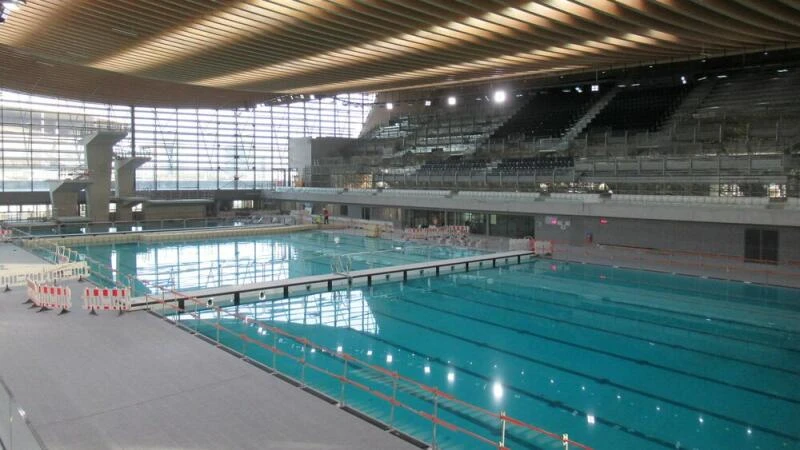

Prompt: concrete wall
[
  {"left": 144, "top": 204, "right": 206, "bottom": 220},
  {"left": 535, "top": 216, "right": 800, "bottom": 262},
  {"left": 288, "top": 138, "right": 312, "bottom": 174},
  {"left": 116, "top": 165, "right": 135, "bottom": 197},
  {"left": 49, "top": 191, "right": 79, "bottom": 218}
]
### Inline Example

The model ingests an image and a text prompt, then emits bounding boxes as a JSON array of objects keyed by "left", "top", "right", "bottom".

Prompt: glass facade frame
[{"left": 0, "top": 89, "right": 374, "bottom": 192}]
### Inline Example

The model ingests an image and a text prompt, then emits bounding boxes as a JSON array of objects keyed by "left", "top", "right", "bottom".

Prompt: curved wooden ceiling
[{"left": 0, "top": 0, "right": 798, "bottom": 107}]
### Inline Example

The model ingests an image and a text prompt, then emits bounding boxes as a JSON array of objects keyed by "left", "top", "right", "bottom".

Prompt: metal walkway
[{"left": 134, "top": 250, "right": 537, "bottom": 308}]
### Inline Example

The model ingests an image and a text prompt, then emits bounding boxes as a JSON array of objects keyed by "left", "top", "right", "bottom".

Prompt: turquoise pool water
[
  {"left": 176, "top": 260, "right": 800, "bottom": 450},
  {"left": 74, "top": 231, "right": 484, "bottom": 294}
]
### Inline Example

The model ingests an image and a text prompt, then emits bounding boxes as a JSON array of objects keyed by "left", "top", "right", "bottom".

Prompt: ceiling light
[
  {"left": 591, "top": 84, "right": 599, "bottom": 92},
  {"left": 447, "top": 96, "right": 457, "bottom": 106},
  {"left": 2, "top": 0, "right": 24, "bottom": 11},
  {"left": 386, "top": 102, "right": 393, "bottom": 110},
  {"left": 493, "top": 90, "right": 506, "bottom": 103},
  {"left": 716, "top": 74, "right": 727, "bottom": 79},
  {"left": 111, "top": 27, "right": 139, "bottom": 38},
  {"left": 309, "top": 94, "right": 315, "bottom": 100},
  {"left": 777, "top": 69, "right": 789, "bottom": 73},
  {"left": 424, "top": 100, "right": 431, "bottom": 106}
]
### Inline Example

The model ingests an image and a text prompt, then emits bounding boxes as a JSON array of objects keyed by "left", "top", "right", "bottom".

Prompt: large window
[{"left": 0, "top": 90, "right": 374, "bottom": 192}]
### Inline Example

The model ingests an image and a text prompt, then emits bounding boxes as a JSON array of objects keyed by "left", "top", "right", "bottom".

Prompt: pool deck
[{"left": 0, "top": 244, "right": 418, "bottom": 450}]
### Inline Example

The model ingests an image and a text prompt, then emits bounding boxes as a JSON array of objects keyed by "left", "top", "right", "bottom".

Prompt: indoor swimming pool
[
  {"left": 170, "top": 260, "right": 800, "bottom": 450},
  {"left": 75, "top": 231, "right": 484, "bottom": 294}
]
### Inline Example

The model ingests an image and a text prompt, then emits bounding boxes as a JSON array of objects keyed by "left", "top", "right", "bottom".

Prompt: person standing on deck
[{"left": 323, "top": 207, "right": 329, "bottom": 224}]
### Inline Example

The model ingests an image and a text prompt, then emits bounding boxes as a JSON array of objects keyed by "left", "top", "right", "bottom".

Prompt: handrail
[
  {"left": 148, "top": 287, "right": 593, "bottom": 450},
  {"left": 0, "top": 376, "right": 49, "bottom": 450}
]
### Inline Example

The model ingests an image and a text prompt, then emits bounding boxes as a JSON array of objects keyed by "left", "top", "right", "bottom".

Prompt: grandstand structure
[{"left": 1, "top": 1, "right": 799, "bottom": 450}]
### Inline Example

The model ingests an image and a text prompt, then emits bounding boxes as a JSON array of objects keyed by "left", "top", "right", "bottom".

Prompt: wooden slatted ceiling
[{"left": 0, "top": 0, "right": 798, "bottom": 107}]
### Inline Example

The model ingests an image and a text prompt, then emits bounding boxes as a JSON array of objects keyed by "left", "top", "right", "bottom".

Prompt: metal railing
[
  {"left": 2, "top": 215, "right": 300, "bottom": 297},
  {"left": 1, "top": 215, "right": 296, "bottom": 237},
  {"left": 146, "top": 288, "right": 593, "bottom": 450},
  {"left": 0, "top": 376, "right": 48, "bottom": 450}
]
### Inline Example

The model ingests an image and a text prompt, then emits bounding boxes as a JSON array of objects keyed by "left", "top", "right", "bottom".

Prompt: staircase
[
  {"left": 561, "top": 85, "right": 621, "bottom": 143},
  {"left": 661, "top": 78, "right": 718, "bottom": 133}
]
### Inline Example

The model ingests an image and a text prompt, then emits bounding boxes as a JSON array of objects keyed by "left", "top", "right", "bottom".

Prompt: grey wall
[
  {"left": 536, "top": 215, "right": 800, "bottom": 262},
  {"left": 288, "top": 138, "right": 312, "bottom": 172}
]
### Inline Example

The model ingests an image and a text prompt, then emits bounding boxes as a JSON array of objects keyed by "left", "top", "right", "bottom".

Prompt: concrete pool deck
[{"left": 0, "top": 243, "right": 419, "bottom": 450}]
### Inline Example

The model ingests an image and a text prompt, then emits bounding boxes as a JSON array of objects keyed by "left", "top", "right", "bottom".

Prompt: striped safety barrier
[
  {"left": 25, "top": 278, "right": 72, "bottom": 314},
  {"left": 403, "top": 225, "right": 469, "bottom": 240},
  {"left": 531, "top": 239, "right": 554, "bottom": 255},
  {"left": 40, "top": 285, "right": 72, "bottom": 314},
  {"left": 83, "top": 287, "right": 131, "bottom": 314},
  {"left": 1, "top": 261, "right": 90, "bottom": 289},
  {"left": 25, "top": 278, "right": 38, "bottom": 305}
]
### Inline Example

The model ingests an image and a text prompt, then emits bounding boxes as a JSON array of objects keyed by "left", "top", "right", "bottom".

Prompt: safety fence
[
  {"left": 4, "top": 224, "right": 318, "bottom": 299},
  {"left": 551, "top": 241, "right": 800, "bottom": 288},
  {"left": 508, "top": 238, "right": 554, "bottom": 255},
  {"left": 0, "top": 376, "right": 48, "bottom": 450},
  {"left": 146, "top": 287, "right": 593, "bottom": 450},
  {"left": 82, "top": 287, "right": 131, "bottom": 314},
  {"left": 0, "top": 215, "right": 297, "bottom": 237},
  {"left": 403, "top": 225, "right": 469, "bottom": 240},
  {"left": 25, "top": 279, "right": 72, "bottom": 315},
  {"left": 1, "top": 262, "right": 89, "bottom": 290}
]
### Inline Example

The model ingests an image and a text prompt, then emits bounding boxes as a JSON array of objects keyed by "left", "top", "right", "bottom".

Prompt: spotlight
[
  {"left": 493, "top": 90, "right": 506, "bottom": 103},
  {"left": 386, "top": 102, "right": 393, "bottom": 110},
  {"left": 2, "top": 1, "right": 23, "bottom": 11},
  {"left": 447, "top": 96, "right": 457, "bottom": 106},
  {"left": 591, "top": 84, "right": 599, "bottom": 92},
  {"left": 424, "top": 100, "right": 431, "bottom": 106}
]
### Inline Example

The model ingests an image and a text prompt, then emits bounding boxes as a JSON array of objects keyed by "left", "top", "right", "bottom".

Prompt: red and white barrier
[
  {"left": 2, "top": 261, "right": 90, "bottom": 289},
  {"left": 83, "top": 287, "right": 131, "bottom": 314},
  {"left": 530, "top": 239, "right": 554, "bottom": 255},
  {"left": 0, "top": 228, "right": 12, "bottom": 241},
  {"left": 26, "top": 278, "right": 38, "bottom": 304},
  {"left": 25, "top": 278, "right": 71, "bottom": 314},
  {"left": 403, "top": 225, "right": 469, "bottom": 240},
  {"left": 41, "top": 285, "right": 72, "bottom": 314}
]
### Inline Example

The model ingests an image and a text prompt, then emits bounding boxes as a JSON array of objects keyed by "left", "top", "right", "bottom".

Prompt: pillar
[{"left": 81, "top": 131, "right": 127, "bottom": 222}]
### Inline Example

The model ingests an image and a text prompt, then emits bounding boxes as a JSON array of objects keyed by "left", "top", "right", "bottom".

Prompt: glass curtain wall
[{"left": 0, "top": 89, "right": 374, "bottom": 192}]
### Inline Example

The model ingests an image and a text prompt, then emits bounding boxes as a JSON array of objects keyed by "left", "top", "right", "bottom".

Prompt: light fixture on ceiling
[
  {"left": 493, "top": 90, "right": 506, "bottom": 103},
  {"left": 424, "top": 100, "right": 431, "bottom": 106},
  {"left": 2, "top": 0, "right": 24, "bottom": 11},
  {"left": 447, "top": 96, "right": 457, "bottom": 106},
  {"left": 591, "top": 84, "right": 599, "bottom": 92},
  {"left": 1, "top": 0, "right": 26, "bottom": 22},
  {"left": 386, "top": 102, "right": 393, "bottom": 110},
  {"left": 111, "top": 27, "right": 139, "bottom": 38}
]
